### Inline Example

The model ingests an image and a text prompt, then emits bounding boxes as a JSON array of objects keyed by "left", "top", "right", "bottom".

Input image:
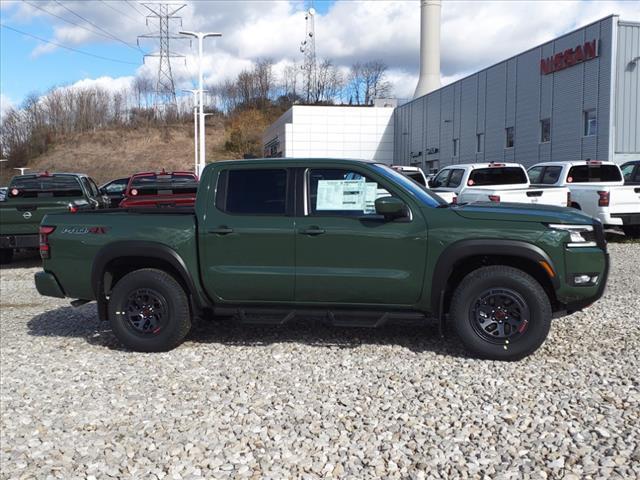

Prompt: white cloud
[{"left": 3, "top": 0, "right": 640, "bottom": 102}]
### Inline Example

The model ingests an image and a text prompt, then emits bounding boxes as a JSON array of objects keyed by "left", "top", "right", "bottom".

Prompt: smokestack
[{"left": 413, "top": 0, "right": 441, "bottom": 99}]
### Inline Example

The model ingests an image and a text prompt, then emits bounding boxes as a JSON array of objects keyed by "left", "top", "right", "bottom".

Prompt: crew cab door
[
  {"left": 294, "top": 166, "right": 427, "bottom": 306},
  {"left": 199, "top": 167, "right": 295, "bottom": 302}
]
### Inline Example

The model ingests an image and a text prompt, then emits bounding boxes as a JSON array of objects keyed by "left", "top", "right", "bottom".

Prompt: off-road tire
[
  {"left": 0, "top": 249, "right": 14, "bottom": 264},
  {"left": 108, "top": 268, "right": 191, "bottom": 352},
  {"left": 450, "top": 265, "right": 551, "bottom": 361}
]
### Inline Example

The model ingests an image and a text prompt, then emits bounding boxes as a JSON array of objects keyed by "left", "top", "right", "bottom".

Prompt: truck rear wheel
[
  {"left": 0, "top": 249, "right": 13, "bottom": 264},
  {"left": 449, "top": 266, "right": 551, "bottom": 361},
  {"left": 108, "top": 268, "right": 191, "bottom": 352}
]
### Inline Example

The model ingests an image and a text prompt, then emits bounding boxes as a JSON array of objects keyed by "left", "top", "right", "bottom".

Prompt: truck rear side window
[
  {"left": 468, "top": 167, "right": 527, "bottom": 186},
  {"left": 567, "top": 165, "right": 622, "bottom": 183},
  {"left": 8, "top": 176, "right": 84, "bottom": 198},
  {"left": 528, "top": 166, "right": 562, "bottom": 185},
  {"left": 217, "top": 169, "right": 287, "bottom": 215}
]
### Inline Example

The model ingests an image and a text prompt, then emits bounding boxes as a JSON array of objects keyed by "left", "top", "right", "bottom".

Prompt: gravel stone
[{"left": 1, "top": 243, "right": 639, "bottom": 478}]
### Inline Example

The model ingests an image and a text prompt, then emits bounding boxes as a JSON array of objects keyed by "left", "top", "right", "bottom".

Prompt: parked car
[
  {"left": 0, "top": 172, "right": 106, "bottom": 263},
  {"left": 119, "top": 170, "right": 198, "bottom": 208},
  {"left": 621, "top": 160, "right": 640, "bottom": 185},
  {"left": 528, "top": 160, "right": 640, "bottom": 238},
  {"left": 429, "top": 162, "right": 571, "bottom": 207},
  {"left": 391, "top": 165, "right": 429, "bottom": 187},
  {"left": 0, "top": 187, "right": 7, "bottom": 202},
  {"left": 35, "top": 158, "right": 609, "bottom": 361},
  {"left": 100, "top": 177, "right": 130, "bottom": 208}
]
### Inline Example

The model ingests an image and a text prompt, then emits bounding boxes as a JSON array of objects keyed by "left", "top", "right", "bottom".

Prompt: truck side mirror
[{"left": 375, "top": 196, "right": 408, "bottom": 220}]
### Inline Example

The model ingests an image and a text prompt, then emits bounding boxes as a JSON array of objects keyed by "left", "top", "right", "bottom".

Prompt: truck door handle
[
  {"left": 208, "top": 226, "right": 234, "bottom": 235},
  {"left": 300, "top": 227, "right": 325, "bottom": 236}
]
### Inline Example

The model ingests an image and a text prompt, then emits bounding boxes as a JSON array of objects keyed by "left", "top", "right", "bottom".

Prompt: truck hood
[{"left": 452, "top": 202, "right": 594, "bottom": 224}]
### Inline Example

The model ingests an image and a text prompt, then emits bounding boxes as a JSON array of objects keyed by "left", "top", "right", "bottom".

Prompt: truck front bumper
[
  {"left": 561, "top": 251, "right": 610, "bottom": 314},
  {"left": 35, "top": 271, "right": 66, "bottom": 298},
  {"left": 0, "top": 234, "right": 39, "bottom": 249}
]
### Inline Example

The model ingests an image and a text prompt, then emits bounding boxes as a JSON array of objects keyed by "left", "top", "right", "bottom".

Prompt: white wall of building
[{"left": 263, "top": 105, "right": 395, "bottom": 164}]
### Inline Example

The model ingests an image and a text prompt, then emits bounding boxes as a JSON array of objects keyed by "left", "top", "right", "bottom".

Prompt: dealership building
[
  {"left": 264, "top": 15, "right": 639, "bottom": 170},
  {"left": 394, "top": 15, "right": 640, "bottom": 172}
]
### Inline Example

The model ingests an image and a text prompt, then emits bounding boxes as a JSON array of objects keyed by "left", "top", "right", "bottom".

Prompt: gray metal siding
[
  {"left": 615, "top": 21, "right": 640, "bottom": 155},
  {"left": 393, "top": 16, "right": 617, "bottom": 169}
]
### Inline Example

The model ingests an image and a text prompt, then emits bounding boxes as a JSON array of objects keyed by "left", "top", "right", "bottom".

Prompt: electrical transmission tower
[
  {"left": 138, "top": 3, "right": 187, "bottom": 111},
  {"left": 300, "top": 4, "right": 317, "bottom": 103}
]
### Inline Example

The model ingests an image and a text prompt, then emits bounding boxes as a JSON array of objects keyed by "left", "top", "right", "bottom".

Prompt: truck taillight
[
  {"left": 488, "top": 195, "right": 501, "bottom": 202},
  {"left": 452, "top": 196, "right": 458, "bottom": 204},
  {"left": 567, "top": 191, "right": 572, "bottom": 207},
  {"left": 39, "top": 226, "right": 55, "bottom": 259},
  {"left": 597, "top": 191, "right": 610, "bottom": 207},
  {"left": 68, "top": 203, "right": 78, "bottom": 213}
]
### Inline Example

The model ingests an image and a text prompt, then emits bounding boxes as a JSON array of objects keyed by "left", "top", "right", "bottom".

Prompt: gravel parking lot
[{"left": 1, "top": 243, "right": 639, "bottom": 479}]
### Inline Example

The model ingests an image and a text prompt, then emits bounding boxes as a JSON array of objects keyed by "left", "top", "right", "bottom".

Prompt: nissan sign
[{"left": 540, "top": 39, "right": 599, "bottom": 75}]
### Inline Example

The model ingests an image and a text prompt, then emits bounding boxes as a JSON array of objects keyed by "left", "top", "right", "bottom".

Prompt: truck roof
[
  {"left": 529, "top": 160, "right": 618, "bottom": 168},
  {"left": 440, "top": 162, "right": 524, "bottom": 170},
  {"left": 210, "top": 158, "right": 378, "bottom": 168}
]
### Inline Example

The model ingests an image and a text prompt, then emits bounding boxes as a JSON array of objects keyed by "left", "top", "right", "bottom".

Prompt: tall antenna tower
[
  {"left": 138, "top": 3, "right": 187, "bottom": 110},
  {"left": 300, "top": 4, "right": 316, "bottom": 103}
]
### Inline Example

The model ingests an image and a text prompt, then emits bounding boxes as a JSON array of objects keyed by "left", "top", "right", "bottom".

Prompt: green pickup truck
[
  {"left": 1, "top": 172, "right": 107, "bottom": 263},
  {"left": 35, "top": 159, "right": 609, "bottom": 360}
]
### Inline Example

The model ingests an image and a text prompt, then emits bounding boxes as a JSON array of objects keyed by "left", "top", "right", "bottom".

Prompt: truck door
[
  {"left": 199, "top": 167, "right": 295, "bottom": 302},
  {"left": 294, "top": 167, "right": 427, "bottom": 306}
]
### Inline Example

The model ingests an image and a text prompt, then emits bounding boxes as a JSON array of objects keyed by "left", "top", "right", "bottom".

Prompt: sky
[{"left": 1, "top": 0, "right": 639, "bottom": 116}]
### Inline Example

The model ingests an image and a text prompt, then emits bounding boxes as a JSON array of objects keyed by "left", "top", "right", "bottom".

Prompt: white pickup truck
[
  {"left": 428, "top": 163, "right": 570, "bottom": 207},
  {"left": 527, "top": 160, "right": 640, "bottom": 237}
]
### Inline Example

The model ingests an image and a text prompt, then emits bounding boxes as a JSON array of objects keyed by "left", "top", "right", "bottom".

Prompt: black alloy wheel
[
  {"left": 124, "top": 288, "right": 168, "bottom": 335},
  {"left": 470, "top": 288, "right": 530, "bottom": 343}
]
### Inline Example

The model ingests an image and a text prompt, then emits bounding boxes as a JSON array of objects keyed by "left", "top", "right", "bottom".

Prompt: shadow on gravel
[
  {"left": 27, "top": 305, "right": 466, "bottom": 357},
  {"left": 0, "top": 250, "right": 41, "bottom": 270}
]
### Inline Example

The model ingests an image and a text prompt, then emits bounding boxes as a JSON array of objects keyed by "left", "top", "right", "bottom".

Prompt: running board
[{"left": 213, "top": 306, "right": 431, "bottom": 328}]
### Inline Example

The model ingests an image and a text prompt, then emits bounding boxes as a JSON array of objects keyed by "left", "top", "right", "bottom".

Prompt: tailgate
[
  {"left": 498, "top": 188, "right": 568, "bottom": 206},
  {"left": 609, "top": 186, "right": 640, "bottom": 214},
  {"left": 0, "top": 199, "right": 74, "bottom": 235}
]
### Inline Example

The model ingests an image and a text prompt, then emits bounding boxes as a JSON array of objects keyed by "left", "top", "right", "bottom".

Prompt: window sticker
[{"left": 316, "top": 179, "right": 366, "bottom": 210}]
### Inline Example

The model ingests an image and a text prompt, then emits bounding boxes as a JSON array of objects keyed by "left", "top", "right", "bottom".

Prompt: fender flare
[
  {"left": 91, "top": 241, "right": 206, "bottom": 311},
  {"left": 430, "top": 239, "right": 558, "bottom": 316}
]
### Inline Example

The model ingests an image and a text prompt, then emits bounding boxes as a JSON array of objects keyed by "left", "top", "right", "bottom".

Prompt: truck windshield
[
  {"left": 130, "top": 174, "right": 198, "bottom": 196},
  {"left": 468, "top": 167, "right": 528, "bottom": 186},
  {"left": 8, "top": 175, "right": 84, "bottom": 198},
  {"left": 371, "top": 164, "right": 447, "bottom": 207},
  {"left": 567, "top": 165, "right": 622, "bottom": 182}
]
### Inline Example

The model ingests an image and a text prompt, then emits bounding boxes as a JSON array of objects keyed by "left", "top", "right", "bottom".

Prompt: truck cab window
[
  {"left": 307, "top": 169, "right": 391, "bottom": 216},
  {"left": 430, "top": 169, "right": 450, "bottom": 188},
  {"left": 218, "top": 169, "right": 287, "bottom": 215}
]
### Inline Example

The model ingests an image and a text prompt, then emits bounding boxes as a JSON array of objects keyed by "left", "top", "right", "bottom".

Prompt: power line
[
  {"left": 0, "top": 23, "right": 139, "bottom": 65},
  {"left": 53, "top": 0, "right": 143, "bottom": 53},
  {"left": 124, "top": 0, "right": 146, "bottom": 18},
  {"left": 98, "top": 0, "right": 147, "bottom": 28},
  {"left": 23, "top": 0, "right": 127, "bottom": 44}
]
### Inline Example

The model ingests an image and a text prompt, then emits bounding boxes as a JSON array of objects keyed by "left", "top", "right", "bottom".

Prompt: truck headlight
[{"left": 548, "top": 224, "right": 596, "bottom": 247}]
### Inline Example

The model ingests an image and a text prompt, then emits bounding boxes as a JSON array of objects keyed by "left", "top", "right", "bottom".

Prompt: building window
[
  {"left": 584, "top": 110, "right": 597, "bottom": 136},
  {"left": 476, "top": 133, "right": 484, "bottom": 153},
  {"left": 453, "top": 139, "right": 459, "bottom": 157},
  {"left": 540, "top": 119, "right": 551, "bottom": 143},
  {"left": 505, "top": 127, "right": 514, "bottom": 148}
]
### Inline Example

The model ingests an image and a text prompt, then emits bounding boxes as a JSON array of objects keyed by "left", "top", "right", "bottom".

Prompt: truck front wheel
[
  {"left": 449, "top": 266, "right": 551, "bottom": 361},
  {"left": 108, "top": 268, "right": 192, "bottom": 352}
]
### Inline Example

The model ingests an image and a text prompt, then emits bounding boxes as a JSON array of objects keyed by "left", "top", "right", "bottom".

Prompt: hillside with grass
[{"left": 1, "top": 119, "right": 229, "bottom": 185}]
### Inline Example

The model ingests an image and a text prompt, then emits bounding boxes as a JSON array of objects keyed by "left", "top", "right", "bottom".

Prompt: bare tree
[
  {"left": 347, "top": 60, "right": 391, "bottom": 105},
  {"left": 312, "top": 59, "right": 343, "bottom": 104}
]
